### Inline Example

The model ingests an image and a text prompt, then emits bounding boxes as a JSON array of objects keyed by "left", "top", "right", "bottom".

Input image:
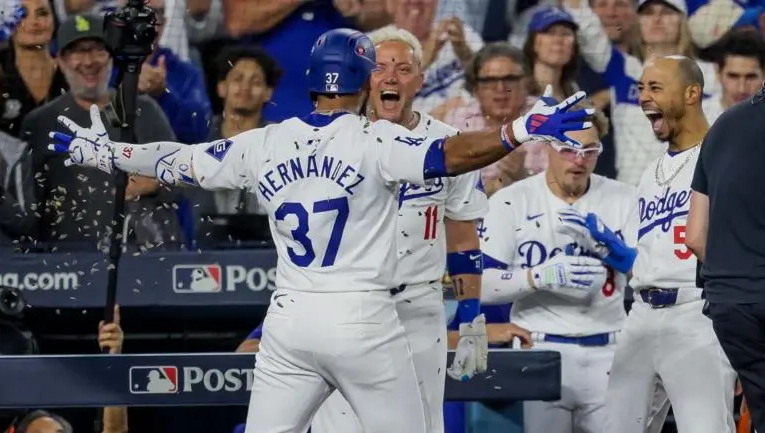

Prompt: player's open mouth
[
  {"left": 644, "top": 109, "right": 665, "bottom": 133},
  {"left": 380, "top": 89, "right": 401, "bottom": 110}
]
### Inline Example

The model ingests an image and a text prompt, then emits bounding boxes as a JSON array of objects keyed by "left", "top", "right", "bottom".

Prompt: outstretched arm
[
  {"left": 49, "top": 105, "right": 259, "bottom": 190},
  {"left": 436, "top": 89, "right": 594, "bottom": 177}
]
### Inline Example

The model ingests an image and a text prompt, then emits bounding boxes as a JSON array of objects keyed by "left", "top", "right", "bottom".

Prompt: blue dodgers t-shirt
[{"left": 245, "top": 0, "right": 354, "bottom": 122}]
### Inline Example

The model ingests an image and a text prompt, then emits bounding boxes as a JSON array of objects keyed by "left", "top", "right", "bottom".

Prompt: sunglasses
[{"left": 550, "top": 141, "right": 603, "bottom": 161}]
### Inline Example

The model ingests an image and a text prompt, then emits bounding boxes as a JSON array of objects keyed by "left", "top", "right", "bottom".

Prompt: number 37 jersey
[
  {"left": 189, "top": 113, "right": 440, "bottom": 293},
  {"left": 630, "top": 148, "right": 700, "bottom": 290}
]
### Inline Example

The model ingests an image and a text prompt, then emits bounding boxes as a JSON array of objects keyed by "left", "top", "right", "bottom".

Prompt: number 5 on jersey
[
  {"left": 275, "top": 197, "right": 349, "bottom": 267},
  {"left": 673, "top": 225, "right": 693, "bottom": 260}
]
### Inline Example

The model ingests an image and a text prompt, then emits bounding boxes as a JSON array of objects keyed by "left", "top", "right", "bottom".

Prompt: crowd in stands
[
  {"left": 0, "top": 0, "right": 763, "bottom": 250},
  {"left": 0, "top": 1, "right": 763, "bottom": 432}
]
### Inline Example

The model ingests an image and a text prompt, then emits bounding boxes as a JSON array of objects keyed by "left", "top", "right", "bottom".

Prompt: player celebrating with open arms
[
  {"left": 478, "top": 98, "right": 635, "bottom": 433},
  {"left": 46, "top": 28, "right": 593, "bottom": 433},
  {"left": 559, "top": 56, "right": 737, "bottom": 433},
  {"left": 310, "top": 27, "right": 533, "bottom": 433}
]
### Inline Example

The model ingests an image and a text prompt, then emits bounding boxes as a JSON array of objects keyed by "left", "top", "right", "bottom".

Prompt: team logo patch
[
  {"left": 129, "top": 366, "right": 178, "bottom": 394},
  {"left": 172, "top": 264, "right": 222, "bottom": 293},
  {"left": 528, "top": 114, "right": 548, "bottom": 132},
  {"left": 205, "top": 139, "right": 233, "bottom": 162}
]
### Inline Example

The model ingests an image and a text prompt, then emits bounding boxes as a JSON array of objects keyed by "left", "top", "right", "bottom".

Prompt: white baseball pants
[
  {"left": 243, "top": 289, "right": 428, "bottom": 433},
  {"left": 311, "top": 282, "right": 446, "bottom": 433}
]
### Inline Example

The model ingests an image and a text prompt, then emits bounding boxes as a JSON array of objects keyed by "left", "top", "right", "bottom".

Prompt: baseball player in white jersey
[
  {"left": 46, "top": 28, "right": 596, "bottom": 433},
  {"left": 559, "top": 56, "right": 736, "bottom": 433},
  {"left": 310, "top": 27, "right": 514, "bottom": 433},
  {"left": 479, "top": 101, "right": 636, "bottom": 433}
]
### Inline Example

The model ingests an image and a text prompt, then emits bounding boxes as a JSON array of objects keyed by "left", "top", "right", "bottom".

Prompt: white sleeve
[
  {"left": 480, "top": 193, "right": 535, "bottom": 303},
  {"left": 370, "top": 120, "right": 441, "bottom": 186},
  {"left": 445, "top": 170, "right": 488, "bottom": 221},
  {"left": 191, "top": 128, "right": 262, "bottom": 190}
]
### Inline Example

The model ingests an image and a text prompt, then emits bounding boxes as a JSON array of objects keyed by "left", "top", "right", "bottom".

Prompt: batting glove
[
  {"left": 447, "top": 314, "right": 488, "bottom": 382},
  {"left": 529, "top": 253, "right": 608, "bottom": 292},
  {"left": 556, "top": 208, "right": 637, "bottom": 274},
  {"left": 511, "top": 84, "right": 594, "bottom": 147},
  {"left": 48, "top": 105, "right": 117, "bottom": 174}
]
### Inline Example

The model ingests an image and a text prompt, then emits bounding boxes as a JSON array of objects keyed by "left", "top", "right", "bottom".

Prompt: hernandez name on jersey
[
  {"left": 192, "top": 112, "right": 438, "bottom": 293},
  {"left": 395, "top": 113, "right": 487, "bottom": 284},
  {"left": 480, "top": 173, "right": 638, "bottom": 335},
  {"left": 631, "top": 147, "right": 699, "bottom": 290}
]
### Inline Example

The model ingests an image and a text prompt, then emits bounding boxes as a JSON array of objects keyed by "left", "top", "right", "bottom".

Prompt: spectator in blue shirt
[
  {"left": 121, "top": 0, "right": 211, "bottom": 143},
  {"left": 221, "top": 0, "right": 388, "bottom": 122}
]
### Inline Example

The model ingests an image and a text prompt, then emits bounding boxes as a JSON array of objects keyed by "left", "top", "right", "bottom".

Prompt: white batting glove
[
  {"left": 529, "top": 254, "right": 607, "bottom": 292},
  {"left": 48, "top": 104, "right": 117, "bottom": 174},
  {"left": 447, "top": 314, "right": 488, "bottom": 382},
  {"left": 510, "top": 84, "right": 594, "bottom": 147}
]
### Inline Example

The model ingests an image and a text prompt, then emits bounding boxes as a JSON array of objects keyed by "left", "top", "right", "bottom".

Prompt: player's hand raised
[
  {"left": 510, "top": 84, "right": 594, "bottom": 147},
  {"left": 48, "top": 104, "right": 116, "bottom": 174},
  {"left": 529, "top": 253, "right": 608, "bottom": 292}
]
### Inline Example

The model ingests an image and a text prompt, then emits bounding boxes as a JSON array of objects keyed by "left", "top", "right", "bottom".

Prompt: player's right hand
[
  {"left": 48, "top": 104, "right": 116, "bottom": 174},
  {"left": 510, "top": 84, "right": 594, "bottom": 147},
  {"left": 529, "top": 254, "right": 608, "bottom": 292}
]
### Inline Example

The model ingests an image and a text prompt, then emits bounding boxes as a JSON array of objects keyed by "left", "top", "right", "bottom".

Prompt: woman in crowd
[
  {"left": 561, "top": 0, "right": 720, "bottom": 186},
  {"left": 0, "top": 0, "right": 67, "bottom": 138},
  {"left": 440, "top": 43, "right": 534, "bottom": 196}
]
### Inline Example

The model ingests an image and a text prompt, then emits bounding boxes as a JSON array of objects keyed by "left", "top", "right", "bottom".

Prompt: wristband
[
  {"left": 447, "top": 249, "right": 483, "bottom": 275},
  {"left": 457, "top": 299, "right": 481, "bottom": 323},
  {"left": 500, "top": 124, "right": 515, "bottom": 152}
]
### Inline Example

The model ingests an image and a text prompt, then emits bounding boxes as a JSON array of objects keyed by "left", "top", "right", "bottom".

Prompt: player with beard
[
  {"left": 561, "top": 55, "right": 737, "bottom": 433},
  {"left": 480, "top": 101, "right": 635, "bottom": 433},
  {"left": 309, "top": 26, "right": 532, "bottom": 433}
]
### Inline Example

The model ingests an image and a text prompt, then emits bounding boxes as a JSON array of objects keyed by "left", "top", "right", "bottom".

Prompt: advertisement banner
[
  {"left": 0, "top": 250, "right": 464, "bottom": 308},
  {"left": 0, "top": 350, "right": 561, "bottom": 408}
]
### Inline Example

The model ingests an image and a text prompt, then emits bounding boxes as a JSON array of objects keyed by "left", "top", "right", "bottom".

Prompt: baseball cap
[
  {"left": 527, "top": 7, "right": 579, "bottom": 33},
  {"left": 689, "top": 0, "right": 762, "bottom": 48},
  {"left": 637, "top": 0, "right": 688, "bottom": 15},
  {"left": 56, "top": 14, "right": 105, "bottom": 54}
]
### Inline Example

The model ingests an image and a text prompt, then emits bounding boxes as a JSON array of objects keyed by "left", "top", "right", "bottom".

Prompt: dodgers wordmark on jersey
[
  {"left": 191, "top": 112, "right": 439, "bottom": 293},
  {"left": 396, "top": 113, "right": 488, "bottom": 284},
  {"left": 480, "top": 173, "right": 638, "bottom": 335},
  {"left": 631, "top": 147, "right": 700, "bottom": 291}
]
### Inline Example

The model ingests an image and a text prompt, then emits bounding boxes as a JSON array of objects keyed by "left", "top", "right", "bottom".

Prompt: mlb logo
[
  {"left": 326, "top": 83, "right": 338, "bottom": 92},
  {"left": 173, "top": 264, "right": 222, "bottom": 293},
  {"left": 129, "top": 366, "right": 178, "bottom": 394}
]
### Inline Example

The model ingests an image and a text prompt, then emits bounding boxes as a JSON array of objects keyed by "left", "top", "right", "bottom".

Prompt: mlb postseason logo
[
  {"left": 172, "top": 265, "right": 222, "bottom": 293},
  {"left": 129, "top": 366, "right": 178, "bottom": 394}
]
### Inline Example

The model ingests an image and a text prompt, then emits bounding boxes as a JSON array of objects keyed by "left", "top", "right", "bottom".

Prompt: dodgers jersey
[
  {"left": 396, "top": 113, "right": 488, "bottom": 285},
  {"left": 630, "top": 147, "right": 700, "bottom": 291},
  {"left": 480, "top": 173, "right": 637, "bottom": 335},
  {"left": 564, "top": 4, "right": 721, "bottom": 186},
  {"left": 191, "top": 112, "right": 438, "bottom": 292}
]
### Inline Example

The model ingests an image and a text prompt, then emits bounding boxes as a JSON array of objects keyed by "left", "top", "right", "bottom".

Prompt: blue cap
[{"left": 528, "top": 7, "right": 579, "bottom": 32}]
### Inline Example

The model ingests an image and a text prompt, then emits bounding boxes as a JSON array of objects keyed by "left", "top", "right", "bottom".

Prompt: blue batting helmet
[{"left": 306, "top": 28, "right": 376, "bottom": 96}]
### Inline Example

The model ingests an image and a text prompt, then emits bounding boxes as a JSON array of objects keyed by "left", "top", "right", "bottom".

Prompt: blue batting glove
[
  {"left": 510, "top": 84, "right": 595, "bottom": 147},
  {"left": 584, "top": 213, "right": 636, "bottom": 274},
  {"left": 556, "top": 208, "right": 636, "bottom": 273}
]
